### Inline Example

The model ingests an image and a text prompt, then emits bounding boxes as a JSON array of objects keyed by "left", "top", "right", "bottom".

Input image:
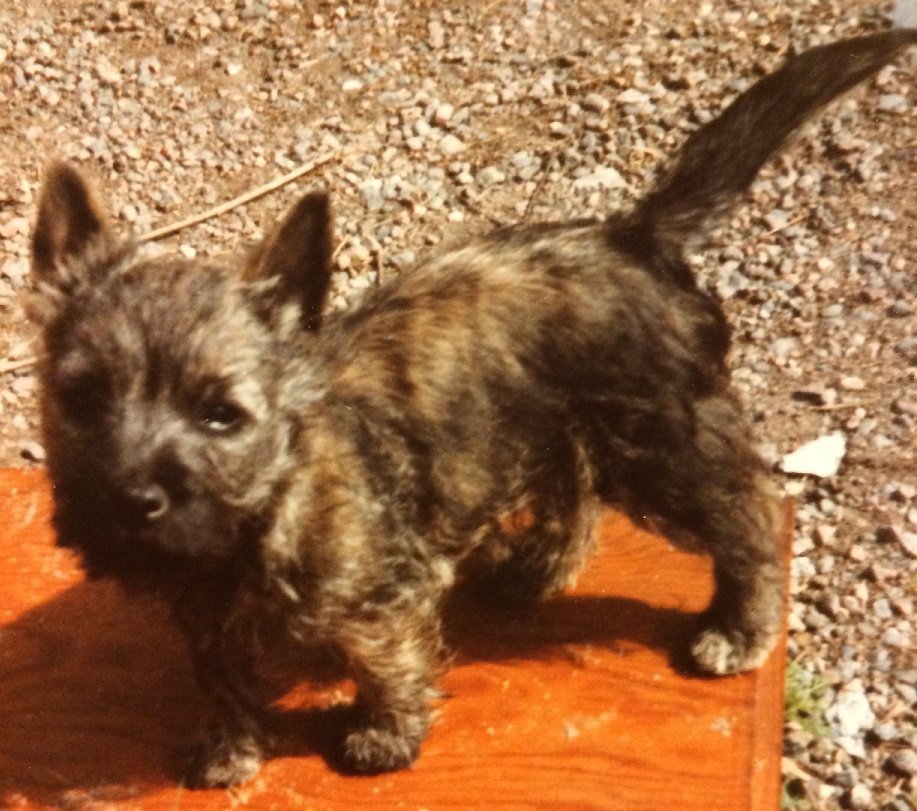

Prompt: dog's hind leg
[
  {"left": 466, "top": 439, "right": 601, "bottom": 605},
  {"left": 607, "top": 392, "right": 784, "bottom": 674}
]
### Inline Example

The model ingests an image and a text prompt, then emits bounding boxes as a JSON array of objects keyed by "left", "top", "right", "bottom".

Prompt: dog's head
[{"left": 28, "top": 163, "right": 333, "bottom": 581}]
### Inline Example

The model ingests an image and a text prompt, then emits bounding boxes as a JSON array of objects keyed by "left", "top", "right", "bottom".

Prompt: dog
[{"left": 28, "top": 29, "right": 916, "bottom": 787}]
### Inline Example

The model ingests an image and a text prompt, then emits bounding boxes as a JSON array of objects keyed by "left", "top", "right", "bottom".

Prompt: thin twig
[
  {"left": 522, "top": 152, "right": 555, "bottom": 222},
  {"left": 761, "top": 212, "right": 808, "bottom": 238},
  {"left": 0, "top": 356, "right": 38, "bottom": 375},
  {"left": 374, "top": 246, "right": 385, "bottom": 287},
  {"left": 331, "top": 238, "right": 348, "bottom": 262},
  {"left": 813, "top": 400, "right": 876, "bottom": 412},
  {"left": 138, "top": 151, "right": 340, "bottom": 243}
]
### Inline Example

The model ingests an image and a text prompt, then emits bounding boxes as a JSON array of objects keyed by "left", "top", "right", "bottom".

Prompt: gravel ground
[{"left": 0, "top": 1, "right": 914, "bottom": 808}]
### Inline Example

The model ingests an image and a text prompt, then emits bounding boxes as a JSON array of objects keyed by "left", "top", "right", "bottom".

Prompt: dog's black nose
[{"left": 125, "top": 484, "right": 170, "bottom": 522}]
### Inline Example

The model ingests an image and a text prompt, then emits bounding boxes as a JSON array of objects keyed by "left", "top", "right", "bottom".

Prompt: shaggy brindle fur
[{"left": 29, "top": 30, "right": 916, "bottom": 787}]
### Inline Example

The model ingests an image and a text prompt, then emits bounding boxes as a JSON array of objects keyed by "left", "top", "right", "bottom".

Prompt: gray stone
[
  {"left": 571, "top": 166, "right": 626, "bottom": 191},
  {"left": 828, "top": 681, "right": 875, "bottom": 737},
  {"left": 617, "top": 88, "right": 650, "bottom": 106},
  {"left": 899, "top": 531, "right": 917, "bottom": 558},
  {"left": 764, "top": 208, "right": 790, "bottom": 230},
  {"left": 886, "top": 748, "right": 917, "bottom": 776},
  {"left": 846, "top": 784, "right": 872, "bottom": 809},
  {"left": 582, "top": 92, "right": 610, "bottom": 113},
  {"left": 881, "top": 627, "right": 909, "bottom": 648},
  {"left": 877, "top": 93, "right": 908, "bottom": 114},
  {"left": 478, "top": 165, "right": 506, "bottom": 185}
]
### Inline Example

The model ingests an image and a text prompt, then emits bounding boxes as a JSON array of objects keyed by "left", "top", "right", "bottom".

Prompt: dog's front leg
[
  {"left": 339, "top": 608, "right": 445, "bottom": 774},
  {"left": 172, "top": 596, "right": 268, "bottom": 788}
]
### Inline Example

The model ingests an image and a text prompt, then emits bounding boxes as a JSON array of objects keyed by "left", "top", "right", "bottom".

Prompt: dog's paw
[
  {"left": 185, "top": 732, "right": 263, "bottom": 788},
  {"left": 342, "top": 726, "right": 419, "bottom": 775},
  {"left": 690, "top": 626, "right": 778, "bottom": 675}
]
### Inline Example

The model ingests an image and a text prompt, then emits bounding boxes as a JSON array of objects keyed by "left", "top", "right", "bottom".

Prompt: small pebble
[
  {"left": 886, "top": 749, "right": 917, "bottom": 777},
  {"left": 846, "top": 784, "right": 872, "bottom": 809},
  {"left": 439, "top": 134, "right": 466, "bottom": 155},
  {"left": 877, "top": 93, "right": 908, "bottom": 114},
  {"left": 19, "top": 441, "right": 45, "bottom": 463}
]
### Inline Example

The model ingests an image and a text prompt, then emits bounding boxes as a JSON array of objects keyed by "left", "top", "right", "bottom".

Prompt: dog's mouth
[{"left": 50, "top": 478, "right": 252, "bottom": 584}]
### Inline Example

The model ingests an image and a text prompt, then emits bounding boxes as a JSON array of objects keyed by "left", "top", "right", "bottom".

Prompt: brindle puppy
[{"left": 28, "top": 29, "right": 916, "bottom": 787}]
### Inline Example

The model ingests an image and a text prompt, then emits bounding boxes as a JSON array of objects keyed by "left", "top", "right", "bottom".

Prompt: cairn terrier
[{"left": 28, "top": 30, "right": 916, "bottom": 787}]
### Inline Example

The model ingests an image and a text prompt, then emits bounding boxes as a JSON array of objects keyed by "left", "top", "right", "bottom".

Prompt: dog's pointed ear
[
  {"left": 247, "top": 190, "right": 333, "bottom": 332},
  {"left": 32, "top": 162, "right": 111, "bottom": 284}
]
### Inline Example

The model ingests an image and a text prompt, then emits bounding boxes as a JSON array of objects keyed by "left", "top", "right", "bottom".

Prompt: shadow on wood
[{"left": 0, "top": 468, "right": 787, "bottom": 810}]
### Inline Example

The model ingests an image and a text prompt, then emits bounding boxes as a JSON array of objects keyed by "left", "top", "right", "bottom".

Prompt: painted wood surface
[{"left": 0, "top": 468, "right": 786, "bottom": 810}]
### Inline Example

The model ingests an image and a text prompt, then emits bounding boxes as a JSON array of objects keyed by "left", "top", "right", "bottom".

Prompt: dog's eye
[
  {"left": 56, "top": 372, "right": 111, "bottom": 422},
  {"left": 199, "top": 400, "right": 248, "bottom": 434}
]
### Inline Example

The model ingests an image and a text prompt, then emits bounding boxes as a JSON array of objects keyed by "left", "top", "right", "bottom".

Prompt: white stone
[
  {"left": 572, "top": 166, "right": 626, "bottom": 192},
  {"left": 617, "top": 88, "right": 650, "bottom": 106},
  {"left": 848, "top": 783, "right": 872, "bottom": 809},
  {"left": 432, "top": 104, "right": 454, "bottom": 127},
  {"left": 95, "top": 56, "right": 121, "bottom": 84},
  {"left": 839, "top": 375, "right": 866, "bottom": 391},
  {"left": 478, "top": 166, "right": 506, "bottom": 185},
  {"left": 836, "top": 735, "right": 867, "bottom": 759},
  {"left": 439, "top": 134, "right": 466, "bottom": 155},
  {"left": 899, "top": 531, "right": 917, "bottom": 558},
  {"left": 780, "top": 433, "right": 846, "bottom": 477},
  {"left": 892, "top": 0, "right": 917, "bottom": 27},
  {"left": 1, "top": 257, "right": 28, "bottom": 284},
  {"left": 828, "top": 680, "right": 875, "bottom": 738}
]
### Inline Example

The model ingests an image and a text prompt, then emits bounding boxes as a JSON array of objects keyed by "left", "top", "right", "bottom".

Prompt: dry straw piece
[{"left": 139, "top": 151, "right": 339, "bottom": 243}]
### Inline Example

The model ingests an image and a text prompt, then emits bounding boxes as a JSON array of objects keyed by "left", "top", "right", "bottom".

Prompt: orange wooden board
[{"left": 0, "top": 468, "right": 787, "bottom": 810}]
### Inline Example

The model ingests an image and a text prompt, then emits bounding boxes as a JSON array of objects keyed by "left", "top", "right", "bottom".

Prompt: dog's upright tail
[{"left": 614, "top": 28, "right": 917, "bottom": 285}]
